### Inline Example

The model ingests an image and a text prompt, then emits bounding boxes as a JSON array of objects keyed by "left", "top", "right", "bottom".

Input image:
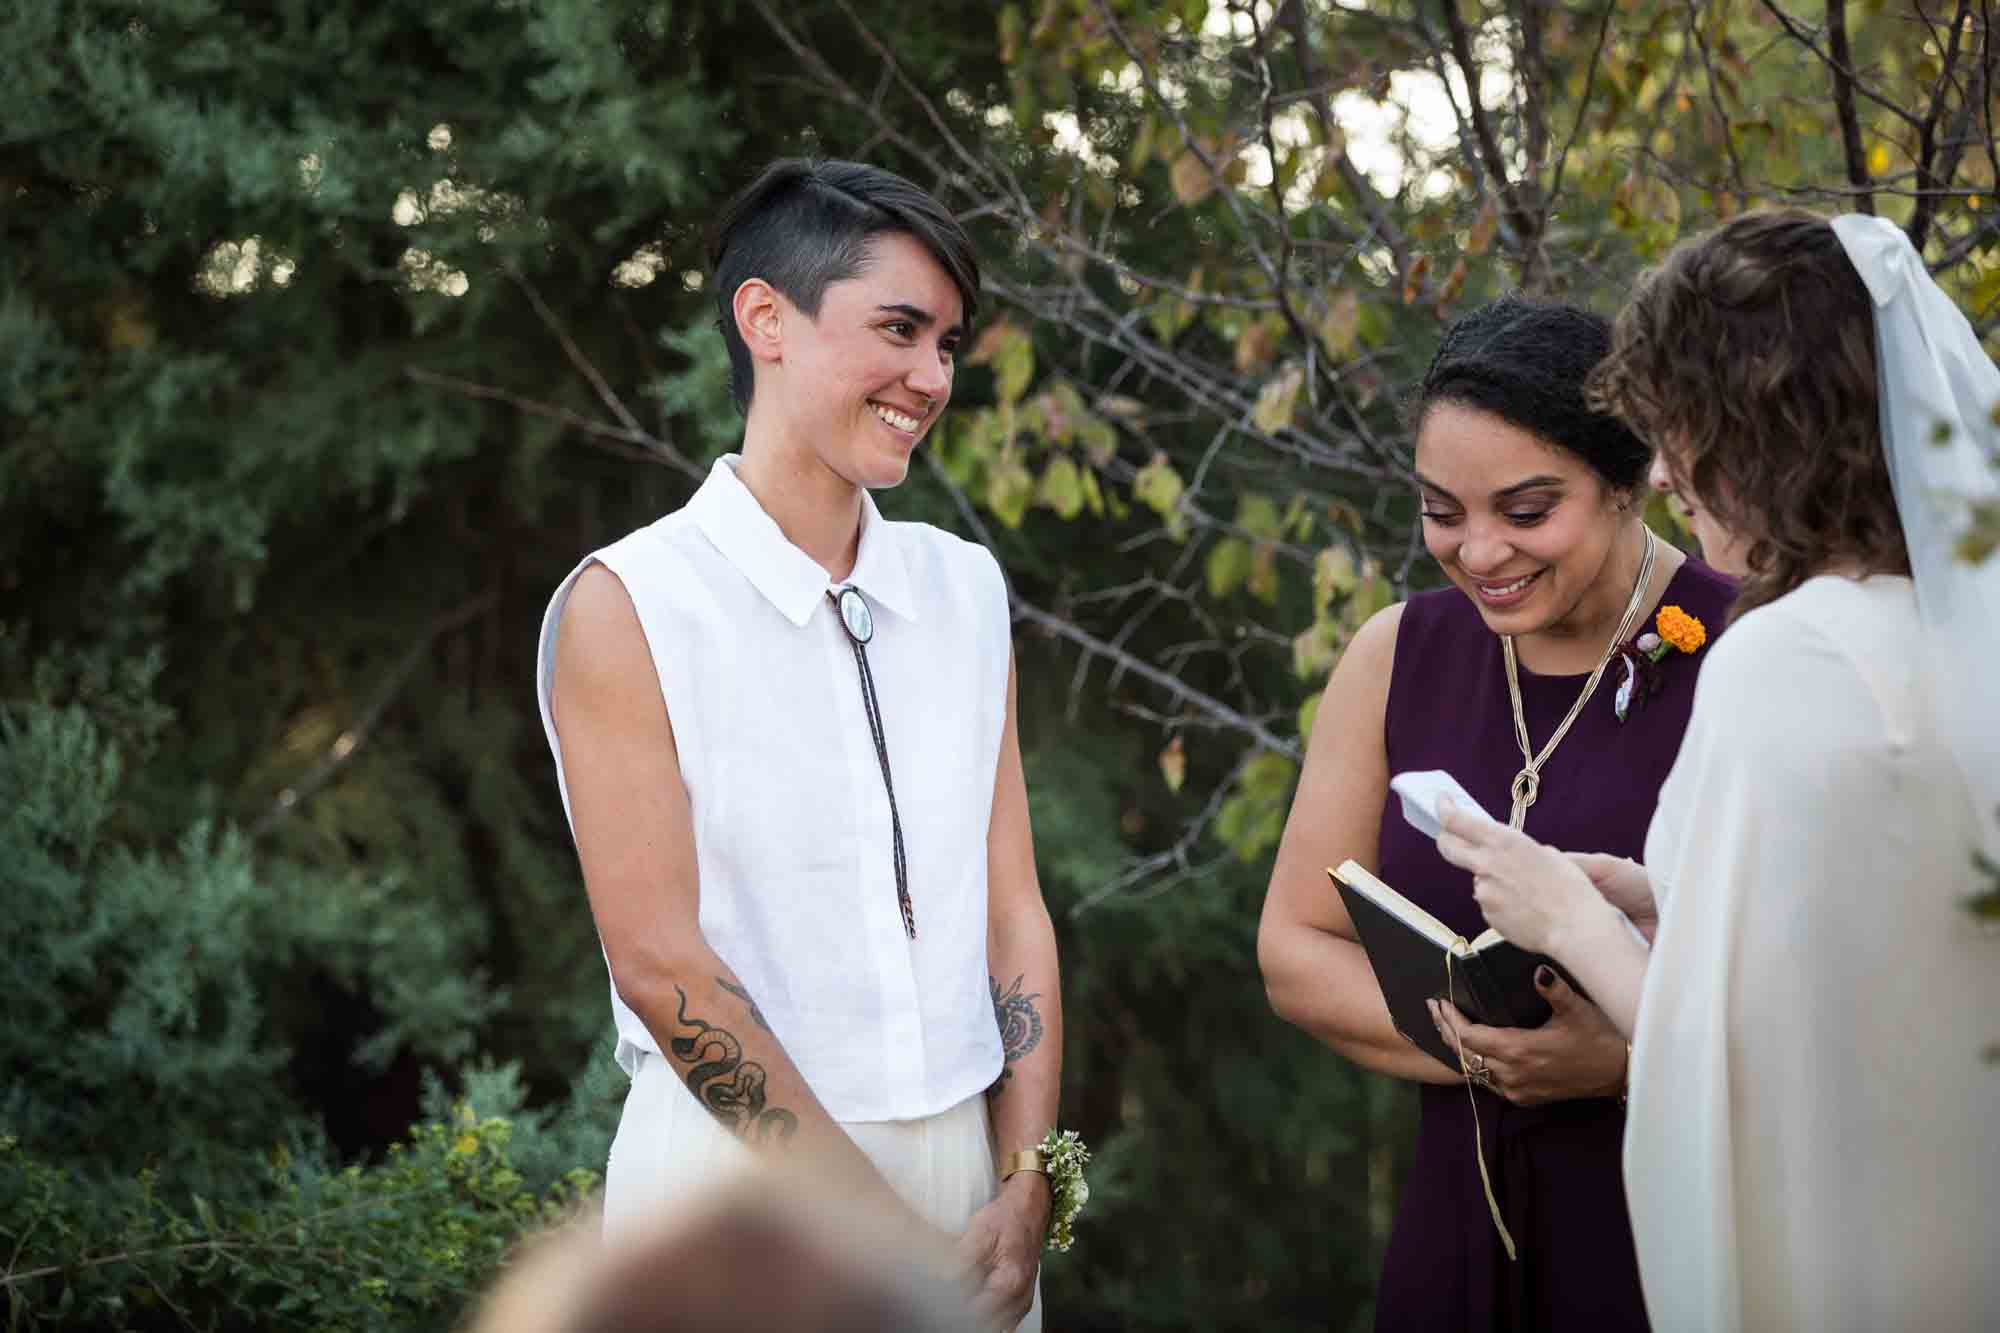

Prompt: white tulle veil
[{"left": 1831, "top": 214, "right": 2000, "bottom": 857}]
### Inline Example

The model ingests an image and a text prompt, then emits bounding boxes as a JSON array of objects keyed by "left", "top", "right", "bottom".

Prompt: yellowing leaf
[
  {"left": 1234, "top": 317, "right": 1279, "bottom": 372},
  {"left": 1251, "top": 364, "right": 1304, "bottom": 434},
  {"left": 1438, "top": 257, "right": 1469, "bottom": 305},
  {"left": 997, "top": 3, "right": 1024, "bottom": 64},
  {"left": 1158, "top": 735, "right": 1186, "bottom": 793},
  {"left": 1317, "top": 289, "right": 1360, "bottom": 360},
  {"left": 1466, "top": 198, "right": 1498, "bottom": 256},
  {"left": 965, "top": 319, "right": 1017, "bottom": 367},
  {"left": 1314, "top": 545, "right": 1358, "bottom": 611},
  {"left": 1169, "top": 150, "right": 1214, "bottom": 205},
  {"left": 1039, "top": 380, "right": 1086, "bottom": 445},
  {"left": 1402, "top": 253, "right": 1430, "bottom": 305},
  {"left": 1247, "top": 544, "right": 1279, "bottom": 605},
  {"left": 1867, "top": 142, "right": 1891, "bottom": 177}
]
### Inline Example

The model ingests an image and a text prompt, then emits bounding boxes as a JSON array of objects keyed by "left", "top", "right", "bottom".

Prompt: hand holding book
[{"left": 1433, "top": 793, "right": 1651, "bottom": 1041}]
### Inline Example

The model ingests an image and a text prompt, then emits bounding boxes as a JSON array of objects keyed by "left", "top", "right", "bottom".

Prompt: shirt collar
[{"left": 689, "top": 455, "right": 917, "bottom": 629}]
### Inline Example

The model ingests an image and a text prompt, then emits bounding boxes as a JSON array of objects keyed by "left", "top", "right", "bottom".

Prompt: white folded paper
[{"left": 1389, "top": 769, "right": 1499, "bottom": 841}]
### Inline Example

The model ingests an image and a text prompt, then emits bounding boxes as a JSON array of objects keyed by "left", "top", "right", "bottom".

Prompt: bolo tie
[{"left": 830, "top": 586, "right": 915, "bottom": 940}]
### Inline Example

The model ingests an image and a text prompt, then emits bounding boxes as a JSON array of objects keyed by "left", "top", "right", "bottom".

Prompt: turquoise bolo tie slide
[{"left": 829, "top": 587, "right": 912, "bottom": 938}]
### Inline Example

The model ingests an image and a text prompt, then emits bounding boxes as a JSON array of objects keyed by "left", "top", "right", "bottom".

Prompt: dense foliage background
[{"left": 4, "top": 0, "right": 1993, "bottom": 1327}]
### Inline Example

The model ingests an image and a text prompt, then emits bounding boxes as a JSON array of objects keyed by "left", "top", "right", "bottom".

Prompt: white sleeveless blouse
[{"left": 536, "top": 456, "right": 1010, "bottom": 1122}]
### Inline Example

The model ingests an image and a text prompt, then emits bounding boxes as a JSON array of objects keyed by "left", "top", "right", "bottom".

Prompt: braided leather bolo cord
[{"left": 831, "top": 590, "right": 915, "bottom": 940}]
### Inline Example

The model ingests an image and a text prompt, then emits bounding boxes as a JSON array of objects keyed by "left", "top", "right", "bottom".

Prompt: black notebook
[{"left": 1329, "top": 860, "right": 1581, "bottom": 1073}]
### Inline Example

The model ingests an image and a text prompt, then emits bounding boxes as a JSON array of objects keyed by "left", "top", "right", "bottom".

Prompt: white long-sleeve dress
[{"left": 1627, "top": 574, "right": 1999, "bottom": 1331}]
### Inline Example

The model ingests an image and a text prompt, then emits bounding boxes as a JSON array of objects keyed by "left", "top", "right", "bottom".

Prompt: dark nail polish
[{"left": 1535, "top": 965, "right": 1555, "bottom": 988}]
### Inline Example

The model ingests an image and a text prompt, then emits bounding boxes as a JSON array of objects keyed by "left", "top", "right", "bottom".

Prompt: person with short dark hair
[
  {"left": 1440, "top": 209, "right": 2000, "bottom": 1331},
  {"left": 535, "top": 159, "right": 1056, "bottom": 1330},
  {"left": 1260, "top": 298, "right": 1738, "bottom": 1330}
]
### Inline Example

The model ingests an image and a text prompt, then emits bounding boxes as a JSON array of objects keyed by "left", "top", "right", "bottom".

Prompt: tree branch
[
  {"left": 250, "top": 592, "right": 499, "bottom": 840},
  {"left": 1277, "top": 0, "right": 1415, "bottom": 276},
  {"left": 1908, "top": 0, "right": 1978, "bottom": 248},
  {"left": 1544, "top": 1, "right": 1617, "bottom": 215},
  {"left": 1755, "top": 0, "right": 1924, "bottom": 131},
  {"left": 1441, "top": 0, "right": 1546, "bottom": 286},
  {"left": 1684, "top": 0, "right": 1751, "bottom": 198},
  {"left": 1824, "top": 0, "right": 1876, "bottom": 215},
  {"left": 404, "top": 367, "right": 703, "bottom": 478}
]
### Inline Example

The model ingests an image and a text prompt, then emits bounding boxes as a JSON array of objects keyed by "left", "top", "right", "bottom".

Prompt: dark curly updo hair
[
  {"left": 1413, "top": 297, "right": 1653, "bottom": 494},
  {"left": 1588, "top": 208, "right": 1909, "bottom": 619}
]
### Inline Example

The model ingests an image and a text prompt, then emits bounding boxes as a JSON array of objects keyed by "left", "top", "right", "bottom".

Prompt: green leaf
[
  {"left": 1037, "top": 456, "right": 1086, "bottom": 519},
  {"left": 1297, "top": 692, "right": 1322, "bottom": 741},
  {"left": 1132, "top": 452, "right": 1185, "bottom": 519},
  {"left": 1292, "top": 617, "right": 1343, "bottom": 679},
  {"left": 1206, "top": 536, "right": 1253, "bottom": 598},
  {"left": 1215, "top": 752, "right": 1299, "bottom": 862},
  {"left": 1075, "top": 414, "right": 1118, "bottom": 465},
  {"left": 986, "top": 458, "right": 1035, "bottom": 529},
  {"left": 996, "top": 332, "right": 1036, "bottom": 405},
  {"left": 1236, "top": 492, "right": 1283, "bottom": 540},
  {"left": 1078, "top": 466, "right": 1105, "bottom": 517}
]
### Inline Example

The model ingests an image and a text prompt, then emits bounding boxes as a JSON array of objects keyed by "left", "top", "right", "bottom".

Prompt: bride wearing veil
[{"left": 1430, "top": 209, "right": 1999, "bottom": 1331}]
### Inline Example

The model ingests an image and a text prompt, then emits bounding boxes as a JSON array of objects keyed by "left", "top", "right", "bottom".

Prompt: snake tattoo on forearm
[{"left": 669, "top": 984, "right": 799, "bottom": 1144}]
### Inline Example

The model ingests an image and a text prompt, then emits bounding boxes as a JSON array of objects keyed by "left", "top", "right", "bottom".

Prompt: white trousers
[{"left": 604, "top": 1050, "right": 1043, "bottom": 1330}]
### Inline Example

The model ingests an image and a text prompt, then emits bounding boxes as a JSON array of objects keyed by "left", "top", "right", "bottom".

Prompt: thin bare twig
[
  {"left": 1684, "top": 0, "right": 1751, "bottom": 198},
  {"left": 1755, "top": 0, "right": 1925, "bottom": 131},
  {"left": 404, "top": 367, "right": 703, "bottom": 477},
  {"left": 1545, "top": 1, "right": 1617, "bottom": 214},
  {"left": 1908, "top": 0, "right": 1978, "bottom": 247},
  {"left": 1070, "top": 750, "right": 1253, "bottom": 918},
  {"left": 1013, "top": 599, "right": 1302, "bottom": 760},
  {"left": 250, "top": 591, "right": 498, "bottom": 839},
  {"left": 1277, "top": 0, "right": 1415, "bottom": 276},
  {"left": 511, "top": 271, "right": 647, "bottom": 437}
]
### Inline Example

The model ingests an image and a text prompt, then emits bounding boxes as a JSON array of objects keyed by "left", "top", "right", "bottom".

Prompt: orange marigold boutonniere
[
  {"left": 1652, "top": 605, "right": 1707, "bottom": 656},
  {"left": 1614, "top": 605, "right": 1710, "bottom": 722}
]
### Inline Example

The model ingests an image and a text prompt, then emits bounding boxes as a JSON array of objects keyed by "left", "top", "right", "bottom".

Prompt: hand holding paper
[{"left": 1390, "top": 769, "right": 1500, "bottom": 842}]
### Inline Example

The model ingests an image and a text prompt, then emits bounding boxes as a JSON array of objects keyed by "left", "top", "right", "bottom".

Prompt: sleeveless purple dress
[{"left": 1372, "top": 557, "right": 1737, "bottom": 1332}]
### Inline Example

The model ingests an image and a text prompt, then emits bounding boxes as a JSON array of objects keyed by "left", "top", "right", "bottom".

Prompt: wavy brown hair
[{"left": 1588, "top": 208, "right": 1909, "bottom": 618}]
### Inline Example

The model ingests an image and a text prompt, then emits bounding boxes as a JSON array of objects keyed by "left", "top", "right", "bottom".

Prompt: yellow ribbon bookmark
[{"left": 1444, "top": 948, "right": 1519, "bottom": 1263}]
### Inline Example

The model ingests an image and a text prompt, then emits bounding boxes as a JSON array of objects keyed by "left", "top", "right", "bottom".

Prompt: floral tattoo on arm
[
  {"left": 669, "top": 984, "right": 798, "bottom": 1144},
  {"left": 988, "top": 973, "right": 1044, "bottom": 1096}
]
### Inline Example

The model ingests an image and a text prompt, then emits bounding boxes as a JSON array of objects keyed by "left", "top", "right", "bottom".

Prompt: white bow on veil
[{"left": 1832, "top": 214, "right": 2000, "bottom": 857}]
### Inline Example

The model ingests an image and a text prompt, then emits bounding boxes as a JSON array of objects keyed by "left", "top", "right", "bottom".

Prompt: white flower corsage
[{"left": 1038, "top": 1128, "right": 1091, "bottom": 1253}]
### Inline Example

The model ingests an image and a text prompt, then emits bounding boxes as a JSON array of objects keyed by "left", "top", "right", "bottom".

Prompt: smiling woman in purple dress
[{"left": 1258, "top": 299, "right": 1736, "bottom": 1331}]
